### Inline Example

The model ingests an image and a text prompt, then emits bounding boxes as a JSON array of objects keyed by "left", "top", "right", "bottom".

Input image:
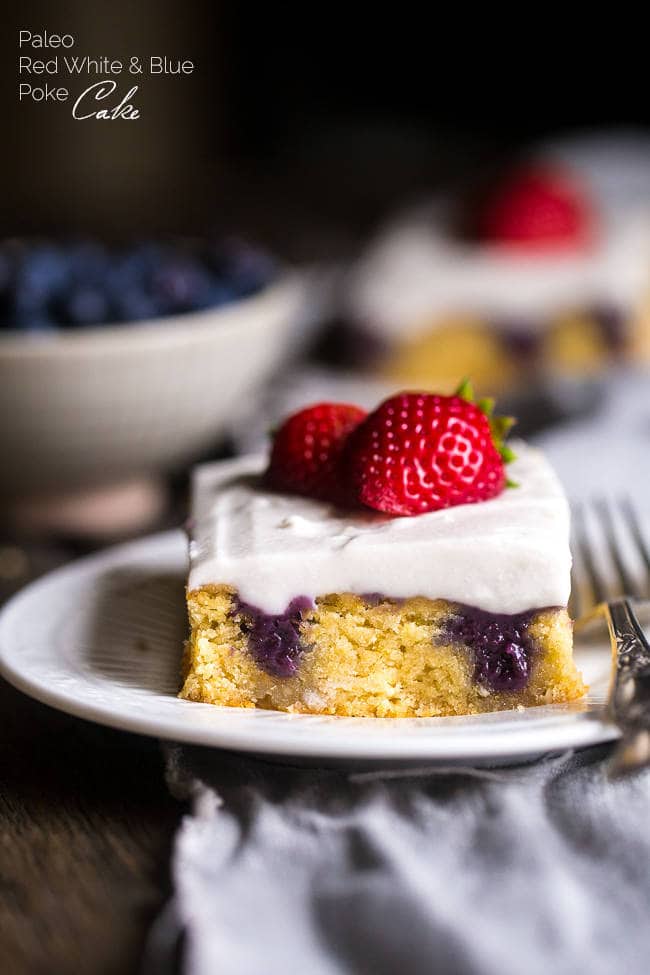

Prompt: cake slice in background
[{"left": 344, "top": 144, "right": 650, "bottom": 394}]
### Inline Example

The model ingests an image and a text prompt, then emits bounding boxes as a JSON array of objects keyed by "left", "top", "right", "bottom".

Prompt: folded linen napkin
[{"left": 144, "top": 745, "right": 650, "bottom": 975}]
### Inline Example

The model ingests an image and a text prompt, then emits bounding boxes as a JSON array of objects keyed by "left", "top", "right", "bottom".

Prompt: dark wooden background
[{"left": 0, "top": 676, "right": 181, "bottom": 974}]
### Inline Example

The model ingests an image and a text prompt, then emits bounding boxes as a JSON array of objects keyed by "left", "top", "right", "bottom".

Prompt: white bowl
[{"left": 0, "top": 273, "right": 308, "bottom": 498}]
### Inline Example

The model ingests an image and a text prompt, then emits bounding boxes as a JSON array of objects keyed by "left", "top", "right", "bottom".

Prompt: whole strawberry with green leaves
[{"left": 346, "top": 380, "right": 516, "bottom": 515}]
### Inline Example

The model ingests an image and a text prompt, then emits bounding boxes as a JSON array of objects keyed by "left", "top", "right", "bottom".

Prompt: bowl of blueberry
[{"left": 0, "top": 237, "right": 308, "bottom": 524}]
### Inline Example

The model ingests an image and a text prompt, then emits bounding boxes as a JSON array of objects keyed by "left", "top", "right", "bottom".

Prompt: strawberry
[
  {"left": 478, "top": 166, "right": 593, "bottom": 251},
  {"left": 346, "top": 380, "right": 515, "bottom": 516},
  {"left": 267, "top": 402, "right": 367, "bottom": 504}
]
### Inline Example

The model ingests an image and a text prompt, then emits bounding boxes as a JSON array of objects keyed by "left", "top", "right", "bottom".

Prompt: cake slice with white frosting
[{"left": 181, "top": 388, "right": 585, "bottom": 717}]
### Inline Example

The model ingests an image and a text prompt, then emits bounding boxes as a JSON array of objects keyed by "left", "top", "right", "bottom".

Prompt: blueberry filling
[
  {"left": 233, "top": 595, "right": 313, "bottom": 678},
  {"left": 310, "top": 318, "right": 390, "bottom": 369},
  {"left": 233, "top": 594, "right": 539, "bottom": 690},
  {"left": 590, "top": 304, "right": 626, "bottom": 354},
  {"left": 497, "top": 323, "right": 543, "bottom": 363},
  {"left": 361, "top": 592, "right": 404, "bottom": 607},
  {"left": 444, "top": 605, "right": 537, "bottom": 692}
]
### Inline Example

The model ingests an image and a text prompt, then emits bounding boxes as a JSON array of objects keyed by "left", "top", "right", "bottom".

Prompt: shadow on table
[{"left": 83, "top": 568, "right": 187, "bottom": 696}]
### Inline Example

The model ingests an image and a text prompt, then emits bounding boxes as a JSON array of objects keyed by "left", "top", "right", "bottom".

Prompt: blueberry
[
  {"left": 233, "top": 595, "right": 313, "bottom": 678},
  {"left": 193, "top": 281, "right": 234, "bottom": 311},
  {"left": 150, "top": 255, "right": 213, "bottom": 314},
  {"left": 19, "top": 245, "right": 70, "bottom": 299},
  {"left": 11, "top": 245, "right": 70, "bottom": 327},
  {"left": 497, "top": 322, "right": 542, "bottom": 362},
  {"left": 475, "top": 638, "right": 530, "bottom": 692},
  {"left": 112, "top": 286, "right": 159, "bottom": 323},
  {"left": 12, "top": 292, "right": 54, "bottom": 329},
  {"left": 207, "top": 238, "right": 276, "bottom": 297},
  {"left": 11, "top": 243, "right": 106, "bottom": 330},
  {"left": 51, "top": 284, "right": 112, "bottom": 327},
  {"left": 110, "top": 243, "right": 165, "bottom": 290},
  {"left": 445, "top": 606, "right": 534, "bottom": 692},
  {"left": 67, "top": 241, "right": 110, "bottom": 285}
]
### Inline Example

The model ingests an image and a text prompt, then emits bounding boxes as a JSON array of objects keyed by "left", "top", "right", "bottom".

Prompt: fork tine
[
  {"left": 595, "top": 498, "right": 640, "bottom": 599},
  {"left": 568, "top": 558, "right": 583, "bottom": 619},
  {"left": 572, "top": 502, "right": 608, "bottom": 606},
  {"left": 621, "top": 498, "right": 650, "bottom": 598},
  {"left": 568, "top": 510, "right": 584, "bottom": 618}
]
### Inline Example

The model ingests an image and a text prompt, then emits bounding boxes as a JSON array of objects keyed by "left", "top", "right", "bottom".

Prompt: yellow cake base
[
  {"left": 379, "top": 295, "right": 650, "bottom": 394},
  {"left": 181, "top": 588, "right": 586, "bottom": 718}
]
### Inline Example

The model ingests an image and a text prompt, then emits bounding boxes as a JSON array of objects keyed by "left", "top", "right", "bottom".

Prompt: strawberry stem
[
  {"left": 455, "top": 377, "right": 474, "bottom": 401},
  {"left": 455, "top": 377, "right": 518, "bottom": 487},
  {"left": 478, "top": 397, "right": 495, "bottom": 416}
]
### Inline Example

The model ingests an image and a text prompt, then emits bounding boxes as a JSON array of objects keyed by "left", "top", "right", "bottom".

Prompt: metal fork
[{"left": 572, "top": 498, "right": 650, "bottom": 776}]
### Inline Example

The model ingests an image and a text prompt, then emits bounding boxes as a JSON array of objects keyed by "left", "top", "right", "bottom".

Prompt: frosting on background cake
[{"left": 348, "top": 202, "right": 650, "bottom": 340}]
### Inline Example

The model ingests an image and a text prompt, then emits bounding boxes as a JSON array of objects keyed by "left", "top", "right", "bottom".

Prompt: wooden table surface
[{"left": 0, "top": 594, "right": 182, "bottom": 975}]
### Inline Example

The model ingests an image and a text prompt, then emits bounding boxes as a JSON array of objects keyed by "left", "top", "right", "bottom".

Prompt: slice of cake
[
  {"left": 181, "top": 387, "right": 586, "bottom": 717},
  {"left": 345, "top": 163, "right": 650, "bottom": 393}
]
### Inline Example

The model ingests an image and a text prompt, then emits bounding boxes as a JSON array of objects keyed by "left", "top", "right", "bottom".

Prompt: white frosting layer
[
  {"left": 188, "top": 442, "right": 571, "bottom": 615},
  {"left": 348, "top": 200, "right": 650, "bottom": 339}
]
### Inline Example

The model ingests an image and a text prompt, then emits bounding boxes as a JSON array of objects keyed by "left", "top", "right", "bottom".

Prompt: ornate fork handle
[{"left": 603, "top": 597, "right": 650, "bottom": 774}]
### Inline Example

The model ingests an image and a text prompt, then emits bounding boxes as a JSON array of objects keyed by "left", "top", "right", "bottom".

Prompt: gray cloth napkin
[{"left": 145, "top": 745, "right": 650, "bottom": 975}]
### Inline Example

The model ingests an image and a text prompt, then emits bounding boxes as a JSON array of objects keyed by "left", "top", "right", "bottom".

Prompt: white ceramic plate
[{"left": 0, "top": 531, "right": 619, "bottom": 764}]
